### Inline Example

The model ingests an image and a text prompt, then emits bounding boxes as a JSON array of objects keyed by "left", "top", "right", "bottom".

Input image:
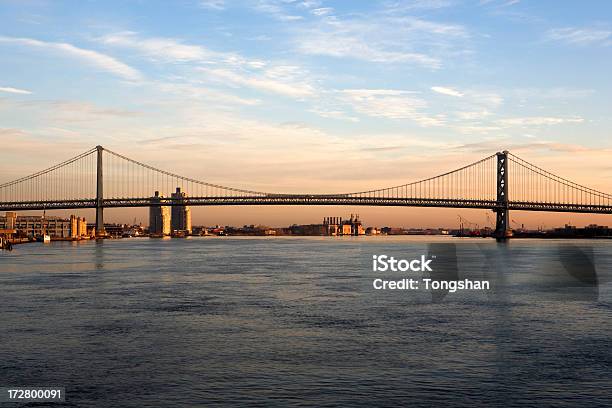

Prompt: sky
[{"left": 1, "top": 0, "right": 611, "bottom": 228}]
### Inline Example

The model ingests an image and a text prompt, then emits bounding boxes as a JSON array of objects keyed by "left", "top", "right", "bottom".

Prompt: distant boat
[{"left": 36, "top": 234, "right": 51, "bottom": 243}]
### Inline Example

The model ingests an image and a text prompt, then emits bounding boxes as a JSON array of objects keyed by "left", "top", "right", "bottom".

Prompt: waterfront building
[
  {"left": 102, "top": 224, "right": 125, "bottom": 237},
  {"left": 0, "top": 212, "right": 85, "bottom": 239},
  {"left": 149, "top": 191, "right": 171, "bottom": 236},
  {"left": 171, "top": 187, "right": 192, "bottom": 234},
  {"left": 365, "top": 227, "right": 380, "bottom": 235},
  {"left": 5, "top": 211, "right": 16, "bottom": 230},
  {"left": 288, "top": 224, "right": 327, "bottom": 236}
]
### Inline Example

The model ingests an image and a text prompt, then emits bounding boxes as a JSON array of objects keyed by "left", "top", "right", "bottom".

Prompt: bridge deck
[{"left": 2, "top": 197, "right": 612, "bottom": 214}]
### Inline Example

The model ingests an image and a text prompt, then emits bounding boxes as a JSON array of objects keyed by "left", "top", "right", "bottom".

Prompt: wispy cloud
[
  {"left": 156, "top": 82, "right": 261, "bottom": 106},
  {"left": 498, "top": 116, "right": 584, "bottom": 126},
  {"left": 311, "top": 7, "right": 333, "bottom": 16},
  {"left": 339, "top": 89, "right": 444, "bottom": 126},
  {"left": 454, "top": 140, "right": 602, "bottom": 155},
  {"left": 99, "top": 32, "right": 211, "bottom": 62},
  {"left": 251, "top": 0, "right": 468, "bottom": 69},
  {"left": 99, "top": 32, "right": 268, "bottom": 68},
  {"left": 511, "top": 87, "right": 594, "bottom": 100},
  {"left": 298, "top": 33, "right": 441, "bottom": 67},
  {"left": 545, "top": 27, "right": 612, "bottom": 46},
  {"left": 479, "top": 0, "right": 520, "bottom": 7},
  {"left": 454, "top": 110, "right": 491, "bottom": 120},
  {"left": 431, "top": 86, "right": 463, "bottom": 97},
  {"left": 199, "top": 0, "right": 225, "bottom": 10},
  {"left": 0, "top": 36, "right": 141, "bottom": 80},
  {"left": 254, "top": 0, "right": 304, "bottom": 21},
  {"left": 198, "top": 67, "right": 316, "bottom": 98},
  {"left": 293, "top": 14, "right": 468, "bottom": 68},
  {"left": 0, "top": 98, "right": 146, "bottom": 135},
  {"left": 383, "top": 0, "right": 455, "bottom": 12},
  {"left": 309, "top": 107, "right": 359, "bottom": 122},
  {"left": 0, "top": 86, "right": 32, "bottom": 95},
  {"left": 99, "top": 32, "right": 314, "bottom": 98}
]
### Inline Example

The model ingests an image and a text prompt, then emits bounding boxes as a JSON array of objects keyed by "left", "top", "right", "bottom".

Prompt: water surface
[{"left": 1, "top": 237, "right": 611, "bottom": 407}]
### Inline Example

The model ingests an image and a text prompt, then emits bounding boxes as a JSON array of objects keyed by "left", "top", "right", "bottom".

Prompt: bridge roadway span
[{"left": 2, "top": 196, "right": 612, "bottom": 214}]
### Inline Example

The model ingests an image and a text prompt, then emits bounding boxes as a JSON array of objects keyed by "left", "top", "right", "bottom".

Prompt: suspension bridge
[{"left": 1, "top": 145, "right": 611, "bottom": 240}]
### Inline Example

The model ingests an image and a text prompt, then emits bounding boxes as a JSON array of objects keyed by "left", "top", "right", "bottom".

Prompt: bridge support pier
[
  {"left": 495, "top": 151, "right": 510, "bottom": 242},
  {"left": 494, "top": 208, "right": 509, "bottom": 241},
  {"left": 95, "top": 145, "right": 105, "bottom": 237}
]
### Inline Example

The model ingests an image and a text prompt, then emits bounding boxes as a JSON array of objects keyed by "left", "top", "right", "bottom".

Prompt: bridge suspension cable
[
  {"left": 102, "top": 147, "right": 269, "bottom": 199},
  {"left": 344, "top": 154, "right": 498, "bottom": 203},
  {"left": 507, "top": 152, "right": 612, "bottom": 209},
  {"left": 0, "top": 147, "right": 98, "bottom": 204},
  {"left": 1, "top": 146, "right": 612, "bottom": 215}
]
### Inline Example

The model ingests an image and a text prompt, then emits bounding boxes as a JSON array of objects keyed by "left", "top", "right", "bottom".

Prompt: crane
[
  {"left": 486, "top": 213, "right": 493, "bottom": 228},
  {"left": 511, "top": 218, "right": 525, "bottom": 232},
  {"left": 457, "top": 215, "right": 482, "bottom": 237}
]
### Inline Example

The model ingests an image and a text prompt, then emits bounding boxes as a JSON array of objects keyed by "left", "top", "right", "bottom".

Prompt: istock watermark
[
  {"left": 371, "top": 253, "right": 490, "bottom": 293},
  {"left": 372, "top": 255, "right": 434, "bottom": 272}
]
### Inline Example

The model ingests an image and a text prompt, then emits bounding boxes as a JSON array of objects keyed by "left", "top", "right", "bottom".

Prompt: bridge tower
[
  {"left": 95, "top": 145, "right": 105, "bottom": 237},
  {"left": 494, "top": 151, "right": 510, "bottom": 241}
]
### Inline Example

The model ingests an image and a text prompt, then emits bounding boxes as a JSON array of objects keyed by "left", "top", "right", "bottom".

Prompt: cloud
[
  {"left": 293, "top": 14, "right": 468, "bottom": 68},
  {"left": 339, "top": 89, "right": 444, "bottom": 126},
  {"left": 0, "top": 128, "right": 28, "bottom": 139},
  {"left": 545, "top": 27, "right": 612, "bottom": 46},
  {"left": 0, "top": 86, "right": 32, "bottom": 95},
  {"left": 254, "top": 1, "right": 304, "bottom": 21},
  {"left": 199, "top": 0, "right": 225, "bottom": 10},
  {"left": 454, "top": 110, "right": 491, "bottom": 120},
  {"left": 198, "top": 67, "right": 315, "bottom": 98},
  {"left": 498, "top": 116, "right": 584, "bottom": 126},
  {"left": 464, "top": 90, "right": 504, "bottom": 108},
  {"left": 99, "top": 32, "right": 269, "bottom": 68},
  {"left": 3, "top": 98, "right": 143, "bottom": 124},
  {"left": 156, "top": 82, "right": 261, "bottom": 105},
  {"left": 431, "top": 86, "right": 463, "bottom": 97},
  {"left": 0, "top": 36, "right": 141, "bottom": 80},
  {"left": 454, "top": 139, "right": 605, "bottom": 155},
  {"left": 452, "top": 124, "right": 501, "bottom": 134},
  {"left": 311, "top": 7, "right": 333, "bottom": 16},
  {"left": 479, "top": 0, "right": 521, "bottom": 7},
  {"left": 298, "top": 34, "right": 441, "bottom": 67},
  {"left": 297, "top": 0, "right": 322, "bottom": 8},
  {"left": 99, "top": 32, "right": 211, "bottom": 62},
  {"left": 511, "top": 87, "right": 594, "bottom": 100},
  {"left": 384, "top": 0, "right": 454, "bottom": 12},
  {"left": 99, "top": 32, "right": 316, "bottom": 99},
  {"left": 309, "top": 108, "right": 359, "bottom": 122}
]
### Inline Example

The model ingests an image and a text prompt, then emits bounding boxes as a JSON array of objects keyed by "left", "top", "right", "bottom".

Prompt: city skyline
[{"left": 1, "top": 1, "right": 612, "bottom": 227}]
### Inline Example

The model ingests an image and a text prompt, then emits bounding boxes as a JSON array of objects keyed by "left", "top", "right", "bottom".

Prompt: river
[{"left": 1, "top": 236, "right": 610, "bottom": 407}]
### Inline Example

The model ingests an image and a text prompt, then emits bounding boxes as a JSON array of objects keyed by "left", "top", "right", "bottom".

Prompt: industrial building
[{"left": 323, "top": 214, "right": 365, "bottom": 236}]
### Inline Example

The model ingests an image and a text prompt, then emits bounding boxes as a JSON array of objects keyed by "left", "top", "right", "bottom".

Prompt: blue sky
[{"left": 1, "top": 0, "right": 611, "bottom": 225}]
